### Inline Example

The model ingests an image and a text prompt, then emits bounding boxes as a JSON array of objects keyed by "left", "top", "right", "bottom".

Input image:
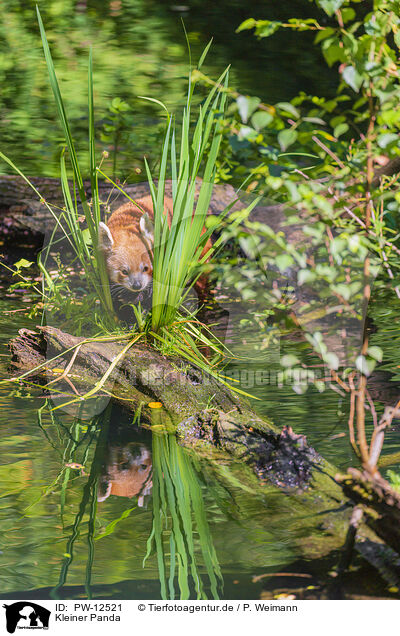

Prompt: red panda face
[
  {"left": 106, "top": 245, "right": 153, "bottom": 292},
  {"left": 97, "top": 442, "right": 152, "bottom": 503},
  {"left": 98, "top": 216, "right": 153, "bottom": 294}
]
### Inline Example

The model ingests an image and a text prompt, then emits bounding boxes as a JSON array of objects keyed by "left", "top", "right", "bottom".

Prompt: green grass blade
[
  {"left": 198, "top": 38, "right": 213, "bottom": 70},
  {"left": 88, "top": 48, "right": 100, "bottom": 228},
  {"left": 36, "top": 8, "right": 89, "bottom": 223}
]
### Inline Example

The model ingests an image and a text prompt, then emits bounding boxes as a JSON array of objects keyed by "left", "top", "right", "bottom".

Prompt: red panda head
[
  {"left": 98, "top": 213, "right": 154, "bottom": 294},
  {"left": 97, "top": 442, "right": 152, "bottom": 504}
]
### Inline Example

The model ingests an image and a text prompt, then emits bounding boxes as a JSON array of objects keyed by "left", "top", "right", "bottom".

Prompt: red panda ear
[
  {"left": 97, "top": 479, "right": 112, "bottom": 502},
  {"left": 98, "top": 222, "right": 114, "bottom": 252},
  {"left": 139, "top": 213, "right": 154, "bottom": 243}
]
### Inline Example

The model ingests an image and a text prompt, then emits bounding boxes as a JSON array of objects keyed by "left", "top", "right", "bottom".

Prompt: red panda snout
[{"left": 108, "top": 252, "right": 153, "bottom": 292}]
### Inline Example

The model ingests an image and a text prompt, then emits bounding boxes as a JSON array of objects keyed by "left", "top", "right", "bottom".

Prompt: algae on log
[{"left": 10, "top": 326, "right": 242, "bottom": 421}]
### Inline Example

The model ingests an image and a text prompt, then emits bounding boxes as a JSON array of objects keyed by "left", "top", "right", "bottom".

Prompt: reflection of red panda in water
[
  {"left": 97, "top": 441, "right": 152, "bottom": 506},
  {"left": 98, "top": 195, "right": 212, "bottom": 313}
]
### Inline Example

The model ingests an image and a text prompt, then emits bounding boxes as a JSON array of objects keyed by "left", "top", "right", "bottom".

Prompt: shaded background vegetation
[{"left": 0, "top": 0, "right": 338, "bottom": 177}]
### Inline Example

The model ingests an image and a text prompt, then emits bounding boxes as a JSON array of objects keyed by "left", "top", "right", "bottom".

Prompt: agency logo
[{"left": 3, "top": 602, "right": 50, "bottom": 634}]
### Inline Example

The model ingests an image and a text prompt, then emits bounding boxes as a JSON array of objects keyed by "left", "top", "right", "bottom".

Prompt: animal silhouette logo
[{"left": 3, "top": 602, "right": 50, "bottom": 633}]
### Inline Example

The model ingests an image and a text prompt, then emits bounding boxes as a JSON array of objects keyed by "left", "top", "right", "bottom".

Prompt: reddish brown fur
[
  {"left": 101, "top": 195, "right": 212, "bottom": 299},
  {"left": 97, "top": 442, "right": 152, "bottom": 502}
]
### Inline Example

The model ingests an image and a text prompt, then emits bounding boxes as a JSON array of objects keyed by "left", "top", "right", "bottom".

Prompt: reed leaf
[
  {"left": 147, "top": 433, "right": 222, "bottom": 599},
  {"left": 143, "top": 51, "right": 230, "bottom": 333},
  {"left": 36, "top": 8, "right": 114, "bottom": 321}
]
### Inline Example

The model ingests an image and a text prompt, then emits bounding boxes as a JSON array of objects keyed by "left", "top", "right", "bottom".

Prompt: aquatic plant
[
  {"left": 144, "top": 432, "right": 222, "bottom": 600},
  {"left": 0, "top": 10, "right": 259, "bottom": 412},
  {"left": 141, "top": 46, "right": 228, "bottom": 332},
  {"left": 1, "top": 9, "right": 116, "bottom": 332}
]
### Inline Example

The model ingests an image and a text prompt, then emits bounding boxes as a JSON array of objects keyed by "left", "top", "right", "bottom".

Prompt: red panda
[
  {"left": 98, "top": 195, "right": 211, "bottom": 310},
  {"left": 97, "top": 441, "right": 152, "bottom": 505}
]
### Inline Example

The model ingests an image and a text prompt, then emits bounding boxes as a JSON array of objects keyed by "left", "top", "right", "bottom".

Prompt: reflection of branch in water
[{"left": 252, "top": 572, "right": 312, "bottom": 583}]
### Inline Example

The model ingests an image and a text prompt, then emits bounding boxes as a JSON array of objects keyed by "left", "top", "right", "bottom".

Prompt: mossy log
[
  {"left": 12, "top": 324, "right": 400, "bottom": 571},
  {"left": 8, "top": 325, "right": 356, "bottom": 561},
  {"left": 10, "top": 326, "right": 341, "bottom": 494}
]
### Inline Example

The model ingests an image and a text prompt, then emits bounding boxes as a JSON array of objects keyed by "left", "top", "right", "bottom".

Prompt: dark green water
[
  {"left": 0, "top": 0, "right": 337, "bottom": 178},
  {"left": 1, "top": 0, "right": 400, "bottom": 602}
]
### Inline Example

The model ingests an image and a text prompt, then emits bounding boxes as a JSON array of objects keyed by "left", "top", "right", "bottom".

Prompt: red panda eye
[
  {"left": 121, "top": 268, "right": 129, "bottom": 276},
  {"left": 143, "top": 265, "right": 149, "bottom": 272}
]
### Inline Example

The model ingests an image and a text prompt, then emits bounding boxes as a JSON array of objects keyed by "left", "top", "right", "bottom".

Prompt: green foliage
[
  {"left": 217, "top": 208, "right": 384, "bottom": 381},
  {"left": 207, "top": 0, "right": 400, "bottom": 396},
  {"left": 387, "top": 469, "right": 400, "bottom": 492},
  {"left": 215, "top": 1, "right": 400, "bottom": 209}
]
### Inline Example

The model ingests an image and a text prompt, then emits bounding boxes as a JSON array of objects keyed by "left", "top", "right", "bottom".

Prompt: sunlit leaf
[
  {"left": 276, "top": 102, "right": 300, "bottom": 119},
  {"left": 281, "top": 354, "right": 300, "bottom": 367},
  {"left": 14, "top": 259, "right": 34, "bottom": 270},
  {"left": 342, "top": 65, "right": 363, "bottom": 92},
  {"left": 367, "top": 346, "right": 383, "bottom": 362},
  {"left": 377, "top": 133, "right": 398, "bottom": 149},
  {"left": 276, "top": 253, "right": 294, "bottom": 271},
  {"left": 251, "top": 111, "right": 273, "bottom": 130},
  {"left": 323, "top": 352, "right": 339, "bottom": 370},
  {"left": 318, "top": 0, "right": 345, "bottom": 17},
  {"left": 237, "top": 95, "right": 261, "bottom": 123},
  {"left": 278, "top": 128, "right": 298, "bottom": 150},
  {"left": 356, "top": 355, "right": 376, "bottom": 377},
  {"left": 334, "top": 122, "right": 349, "bottom": 138}
]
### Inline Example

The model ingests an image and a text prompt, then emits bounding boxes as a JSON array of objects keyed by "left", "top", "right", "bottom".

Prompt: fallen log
[
  {"left": 9, "top": 326, "right": 341, "bottom": 494},
  {"left": 0, "top": 174, "right": 307, "bottom": 255},
  {"left": 10, "top": 324, "right": 400, "bottom": 584},
  {"left": 3, "top": 159, "right": 400, "bottom": 242},
  {"left": 0, "top": 175, "right": 239, "bottom": 238},
  {"left": 8, "top": 325, "right": 354, "bottom": 561}
]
